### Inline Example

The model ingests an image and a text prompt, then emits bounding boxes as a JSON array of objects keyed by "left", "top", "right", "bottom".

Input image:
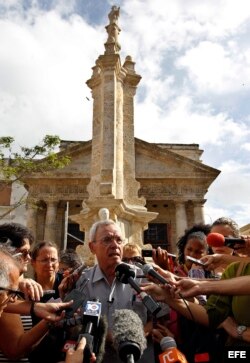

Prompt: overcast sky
[{"left": 1, "top": 0, "right": 250, "bottom": 228}]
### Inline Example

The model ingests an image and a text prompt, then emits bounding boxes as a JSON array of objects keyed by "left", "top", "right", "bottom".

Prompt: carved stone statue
[
  {"left": 108, "top": 6, "right": 120, "bottom": 25},
  {"left": 98, "top": 208, "right": 110, "bottom": 221}
]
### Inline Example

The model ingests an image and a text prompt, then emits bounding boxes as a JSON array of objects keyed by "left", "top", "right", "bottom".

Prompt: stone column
[
  {"left": 193, "top": 201, "right": 205, "bottom": 224},
  {"left": 26, "top": 202, "right": 38, "bottom": 241},
  {"left": 44, "top": 201, "right": 58, "bottom": 243},
  {"left": 175, "top": 201, "right": 188, "bottom": 240},
  {"left": 76, "top": 222, "right": 96, "bottom": 267}
]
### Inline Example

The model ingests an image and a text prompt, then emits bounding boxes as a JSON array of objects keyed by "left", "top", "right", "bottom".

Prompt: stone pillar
[
  {"left": 26, "top": 202, "right": 38, "bottom": 241},
  {"left": 175, "top": 201, "right": 188, "bottom": 240},
  {"left": 44, "top": 201, "right": 58, "bottom": 243},
  {"left": 193, "top": 201, "right": 205, "bottom": 224},
  {"left": 76, "top": 222, "right": 95, "bottom": 267},
  {"left": 122, "top": 56, "right": 144, "bottom": 205}
]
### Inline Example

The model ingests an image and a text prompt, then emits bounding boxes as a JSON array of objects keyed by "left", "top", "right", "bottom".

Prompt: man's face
[
  {"left": 0, "top": 264, "right": 20, "bottom": 317},
  {"left": 89, "top": 224, "right": 124, "bottom": 271}
]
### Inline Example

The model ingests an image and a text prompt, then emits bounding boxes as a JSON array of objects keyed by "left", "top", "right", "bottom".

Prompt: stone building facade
[{"left": 23, "top": 7, "right": 220, "bottom": 263}]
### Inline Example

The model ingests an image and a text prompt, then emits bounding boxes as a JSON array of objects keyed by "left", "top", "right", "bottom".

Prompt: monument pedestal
[{"left": 71, "top": 200, "right": 157, "bottom": 265}]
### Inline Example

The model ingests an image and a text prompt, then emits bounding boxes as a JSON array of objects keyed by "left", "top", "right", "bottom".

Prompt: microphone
[
  {"left": 113, "top": 309, "right": 147, "bottom": 363},
  {"left": 141, "top": 264, "right": 172, "bottom": 286},
  {"left": 94, "top": 315, "right": 108, "bottom": 363},
  {"left": 207, "top": 233, "right": 244, "bottom": 248},
  {"left": 115, "top": 263, "right": 162, "bottom": 316},
  {"left": 61, "top": 301, "right": 107, "bottom": 363},
  {"left": 77, "top": 300, "right": 102, "bottom": 363},
  {"left": 159, "top": 336, "right": 188, "bottom": 363}
]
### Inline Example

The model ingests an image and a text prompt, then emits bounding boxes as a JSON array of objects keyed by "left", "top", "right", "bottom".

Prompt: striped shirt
[{"left": 0, "top": 315, "right": 32, "bottom": 362}]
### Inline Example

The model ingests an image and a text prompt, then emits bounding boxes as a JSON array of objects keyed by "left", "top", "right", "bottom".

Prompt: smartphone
[
  {"left": 63, "top": 278, "right": 89, "bottom": 319},
  {"left": 186, "top": 256, "right": 205, "bottom": 266},
  {"left": 40, "top": 290, "right": 56, "bottom": 303},
  {"left": 71, "top": 264, "right": 86, "bottom": 277},
  {"left": 63, "top": 290, "right": 86, "bottom": 319},
  {"left": 141, "top": 249, "right": 154, "bottom": 257}
]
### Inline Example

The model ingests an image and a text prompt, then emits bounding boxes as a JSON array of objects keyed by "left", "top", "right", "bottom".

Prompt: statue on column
[
  {"left": 105, "top": 6, "right": 121, "bottom": 53},
  {"left": 108, "top": 6, "right": 120, "bottom": 25}
]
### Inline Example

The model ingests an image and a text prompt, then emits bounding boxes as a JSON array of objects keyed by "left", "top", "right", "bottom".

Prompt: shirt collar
[{"left": 92, "top": 264, "right": 107, "bottom": 283}]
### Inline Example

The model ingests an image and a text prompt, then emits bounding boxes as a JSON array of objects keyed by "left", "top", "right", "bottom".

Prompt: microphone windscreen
[
  {"left": 96, "top": 316, "right": 108, "bottom": 363},
  {"left": 113, "top": 309, "right": 147, "bottom": 353},
  {"left": 115, "top": 263, "right": 136, "bottom": 282},
  {"left": 160, "top": 336, "right": 177, "bottom": 351},
  {"left": 142, "top": 264, "right": 152, "bottom": 275},
  {"left": 206, "top": 233, "right": 225, "bottom": 247}
]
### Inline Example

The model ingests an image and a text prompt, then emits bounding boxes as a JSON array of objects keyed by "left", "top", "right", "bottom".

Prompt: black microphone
[
  {"left": 142, "top": 264, "right": 172, "bottom": 286},
  {"left": 113, "top": 309, "right": 147, "bottom": 363},
  {"left": 207, "top": 233, "right": 244, "bottom": 248},
  {"left": 94, "top": 315, "right": 108, "bottom": 363},
  {"left": 115, "top": 263, "right": 161, "bottom": 316},
  {"left": 61, "top": 300, "right": 107, "bottom": 363},
  {"left": 77, "top": 300, "right": 102, "bottom": 363}
]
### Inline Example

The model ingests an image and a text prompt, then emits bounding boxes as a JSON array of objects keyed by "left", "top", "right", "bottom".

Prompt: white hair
[
  {"left": 0, "top": 258, "right": 10, "bottom": 289},
  {"left": 0, "top": 246, "right": 19, "bottom": 290},
  {"left": 89, "top": 219, "right": 122, "bottom": 242}
]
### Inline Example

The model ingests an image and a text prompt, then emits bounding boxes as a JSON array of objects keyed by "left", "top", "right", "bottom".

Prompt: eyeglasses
[
  {"left": 13, "top": 250, "right": 31, "bottom": 259},
  {"left": 0, "top": 287, "right": 25, "bottom": 302},
  {"left": 95, "top": 235, "right": 125, "bottom": 246},
  {"left": 36, "top": 258, "right": 58, "bottom": 265},
  {"left": 122, "top": 256, "right": 141, "bottom": 263}
]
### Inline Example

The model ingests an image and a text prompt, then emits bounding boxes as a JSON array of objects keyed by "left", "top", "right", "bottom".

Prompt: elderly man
[{"left": 73, "top": 219, "right": 152, "bottom": 363}]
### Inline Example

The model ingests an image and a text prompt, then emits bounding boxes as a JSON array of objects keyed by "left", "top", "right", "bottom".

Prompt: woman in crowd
[
  {"left": 59, "top": 248, "right": 83, "bottom": 276},
  {"left": 174, "top": 224, "right": 211, "bottom": 278},
  {"left": 0, "top": 223, "right": 58, "bottom": 362},
  {"left": 31, "top": 241, "right": 61, "bottom": 300},
  {"left": 122, "top": 243, "right": 143, "bottom": 264}
]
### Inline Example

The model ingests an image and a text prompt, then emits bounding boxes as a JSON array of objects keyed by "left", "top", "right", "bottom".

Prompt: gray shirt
[{"left": 76, "top": 264, "right": 154, "bottom": 363}]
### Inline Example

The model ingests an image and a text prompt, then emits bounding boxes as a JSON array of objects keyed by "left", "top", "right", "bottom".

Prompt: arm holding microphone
[
  {"left": 140, "top": 282, "right": 210, "bottom": 326},
  {"left": 65, "top": 337, "right": 96, "bottom": 363},
  {"left": 234, "top": 234, "right": 250, "bottom": 255},
  {"left": 5, "top": 300, "right": 73, "bottom": 322},
  {"left": 59, "top": 264, "right": 86, "bottom": 299},
  {"left": 201, "top": 253, "right": 250, "bottom": 271},
  {"left": 152, "top": 247, "right": 176, "bottom": 272},
  {"left": 142, "top": 259, "right": 250, "bottom": 333},
  {"left": 207, "top": 232, "right": 250, "bottom": 256},
  {"left": 174, "top": 275, "right": 250, "bottom": 297}
]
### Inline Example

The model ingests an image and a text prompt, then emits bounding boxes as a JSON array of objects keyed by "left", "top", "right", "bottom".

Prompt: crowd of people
[{"left": 0, "top": 216, "right": 249, "bottom": 363}]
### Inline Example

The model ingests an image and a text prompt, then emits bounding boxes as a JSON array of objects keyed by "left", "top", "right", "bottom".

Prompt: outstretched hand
[
  {"left": 34, "top": 300, "right": 73, "bottom": 322},
  {"left": 173, "top": 278, "right": 204, "bottom": 298}
]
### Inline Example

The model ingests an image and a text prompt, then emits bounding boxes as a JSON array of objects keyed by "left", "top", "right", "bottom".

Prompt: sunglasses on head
[
  {"left": 13, "top": 250, "right": 31, "bottom": 259},
  {"left": 122, "top": 256, "right": 142, "bottom": 263}
]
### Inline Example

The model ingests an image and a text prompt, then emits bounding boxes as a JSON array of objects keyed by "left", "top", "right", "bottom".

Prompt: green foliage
[{"left": 0, "top": 135, "right": 70, "bottom": 182}]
